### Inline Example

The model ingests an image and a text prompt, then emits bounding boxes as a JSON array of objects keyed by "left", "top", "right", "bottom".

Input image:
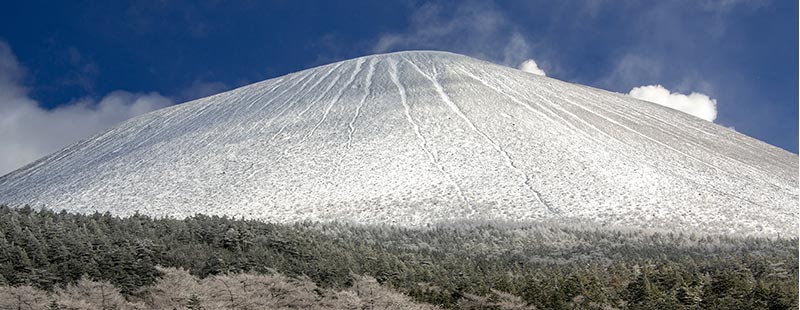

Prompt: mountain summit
[{"left": 0, "top": 51, "right": 796, "bottom": 235}]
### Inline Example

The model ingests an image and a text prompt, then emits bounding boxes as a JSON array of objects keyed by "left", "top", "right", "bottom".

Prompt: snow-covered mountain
[{"left": 0, "top": 51, "right": 796, "bottom": 236}]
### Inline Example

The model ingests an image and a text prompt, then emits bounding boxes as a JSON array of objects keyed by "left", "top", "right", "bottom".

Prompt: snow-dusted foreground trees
[
  {"left": 0, "top": 269, "right": 437, "bottom": 310},
  {"left": 0, "top": 206, "right": 796, "bottom": 309}
]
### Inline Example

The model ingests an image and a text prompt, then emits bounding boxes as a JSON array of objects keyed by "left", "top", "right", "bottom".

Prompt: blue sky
[{"left": 0, "top": 0, "right": 797, "bottom": 173}]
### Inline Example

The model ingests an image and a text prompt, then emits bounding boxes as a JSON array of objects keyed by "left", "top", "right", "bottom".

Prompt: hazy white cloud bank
[
  {"left": 628, "top": 84, "right": 717, "bottom": 122},
  {"left": 0, "top": 41, "right": 173, "bottom": 175},
  {"left": 373, "top": 2, "right": 548, "bottom": 71}
]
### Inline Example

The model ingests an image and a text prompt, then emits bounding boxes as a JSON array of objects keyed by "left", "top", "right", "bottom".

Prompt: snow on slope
[{"left": 0, "top": 51, "right": 796, "bottom": 236}]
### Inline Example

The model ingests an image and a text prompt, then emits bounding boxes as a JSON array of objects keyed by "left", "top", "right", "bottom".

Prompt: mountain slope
[{"left": 0, "top": 51, "right": 796, "bottom": 236}]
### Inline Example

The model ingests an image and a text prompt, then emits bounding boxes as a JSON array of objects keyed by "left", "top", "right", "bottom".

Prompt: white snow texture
[{"left": 0, "top": 51, "right": 796, "bottom": 236}]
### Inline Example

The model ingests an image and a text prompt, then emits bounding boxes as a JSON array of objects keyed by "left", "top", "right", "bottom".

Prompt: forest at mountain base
[{"left": 0, "top": 205, "right": 796, "bottom": 309}]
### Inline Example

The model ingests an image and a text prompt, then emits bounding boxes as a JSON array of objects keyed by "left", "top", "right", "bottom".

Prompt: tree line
[
  {"left": 1, "top": 267, "right": 438, "bottom": 310},
  {"left": 0, "top": 205, "right": 796, "bottom": 309}
]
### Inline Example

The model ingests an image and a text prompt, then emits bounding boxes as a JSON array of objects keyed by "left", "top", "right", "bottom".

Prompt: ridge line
[
  {"left": 542, "top": 86, "right": 727, "bottom": 173},
  {"left": 405, "top": 58, "right": 551, "bottom": 214},
  {"left": 305, "top": 58, "right": 366, "bottom": 140},
  {"left": 450, "top": 64, "right": 562, "bottom": 215},
  {"left": 346, "top": 58, "right": 377, "bottom": 149},
  {"left": 270, "top": 62, "right": 343, "bottom": 142},
  {"left": 242, "top": 69, "right": 325, "bottom": 180},
  {"left": 388, "top": 58, "right": 472, "bottom": 209},
  {"left": 205, "top": 73, "right": 303, "bottom": 148},
  {"left": 326, "top": 58, "right": 379, "bottom": 184},
  {"left": 245, "top": 69, "right": 317, "bottom": 134}
]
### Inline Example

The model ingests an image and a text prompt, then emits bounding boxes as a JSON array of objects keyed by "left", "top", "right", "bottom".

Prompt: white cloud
[
  {"left": 0, "top": 41, "right": 173, "bottom": 175},
  {"left": 518, "top": 59, "right": 546, "bottom": 76},
  {"left": 628, "top": 84, "right": 717, "bottom": 122}
]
